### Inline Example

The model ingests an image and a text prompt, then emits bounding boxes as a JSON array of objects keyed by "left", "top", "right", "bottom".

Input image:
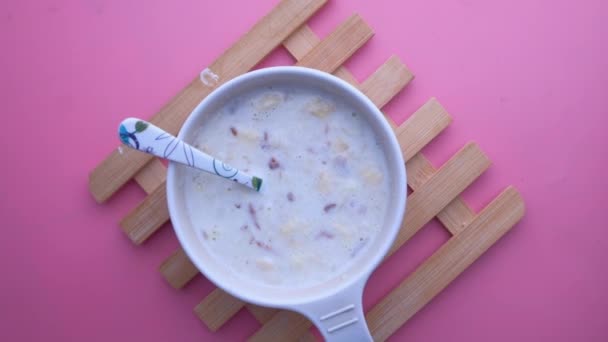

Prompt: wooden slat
[
  {"left": 298, "top": 332, "right": 318, "bottom": 342},
  {"left": 406, "top": 154, "right": 475, "bottom": 235},
  {"left": 247, "top": 305, "right": 318, "bottom": 342},
  {"left": 332, "top": 67, "right": 360, "bottom": 87},
  {"left": 282, "top": 25, "right": 321, "bottom": 60},
  {"left": 161, "top": 248, "right": 194, "bottom": 286},
  {"left": 159, "top": 249, "right": 199, "bottom": 289},
  {"left": 88, "top": 0, "right": 328, "bottom": 203},
  {"left": 284, "top": 27, "right": 412, "bottom": 108},
  {"left": 194, "top": 289, "right": 245, "bottom": 332},
  {"left": 360, "top": 55, "right": 414, "bottom": 109},
  {"left": 388, "top": 143, "right": 490, "bottom": 256},
  {"left": 193, "top": 290, "right": 317, "bottom": 341},
  {"left": 133, "top": 159, "right": 166, "bottom": 194},
  {"left": 283, "top": 25, "right": 359, "bottom": 86},
  {"left": 119, "top": 185, "right": 168, "bottom": 245},
  {"left": 247, "top": 305, "right": 279, "bottom": 324},
  {"left": 248, "top": 143, "right": 490, "bottom": 341},
  {"left": 438, "top": 196, "right": 476, "bottom": 235},
  {"left": 397, "top": 98, "right": 451, "bottom": 161},
  {"left": 248, "top": 311, "right": 313, "bottom": 342},
  {"left": 405, "top": 152, "right": 437, "bottom": 188},
  {"left": 368, "top": 187, "right": 525, "bottom": 341},
  {"left": 296, "top": 14, "right": 373, "bottom": 73}
]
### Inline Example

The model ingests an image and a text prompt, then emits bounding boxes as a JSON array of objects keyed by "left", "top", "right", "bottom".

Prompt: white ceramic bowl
[{"left": 167, "top": 67, "right": 406, "bottom": 341}]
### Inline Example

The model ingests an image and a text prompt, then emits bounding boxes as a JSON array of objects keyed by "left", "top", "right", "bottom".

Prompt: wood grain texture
[
  {"left": 246, "top": 305, "right": 317, "bottom": 342},
  {"left": 133, "top": 158, "right": 166, "bottom": 194},
  {"left": 405, "top": 152, "right": 437, "bottom": 188},
  {"left": 246, "top": 305, "right": 279, "bottom": 324},
  {"left": 282, "top": 25, "right": 321, "bottom": 59},
  {"left": 248, "top": 310, "right": 313, "bottom": 342},
  {"left": 437, "top": 194, "right": 476, "bottom": 235},
  {"left": 360, "top": 55, "right": 414, "bottom": 109},
  {"left": 283, "top": 25, "right": 359, "bottom": 86},
  {"left": 406, "top": 153, "right": 475, "bottom": 235},
  {"left": 296, "top": 14, "right": 374, "bottom": 73},
  {"left": 88, "top": 0, "right": 328, "bottom": 203},
  {"left": 388, "top": 143, "right": 490, "bottom": 256},
  {"left": 368, "top": 187, "right": 525, "bottom": 341},
  {"left": 248, "top": 143, "right": 490, "bottom": 341},
  {"left": 119, "top": 184, "right": 168, "bottom": 245},
  {"left": 194, "top": 289, "right": 246, "bottom": 332},
  {"left": 159, "top": 249, "right": 199, "bottom": 289},
  {"left": 397, "top": 98, "right": 451, "bottom": 161},
  {"left": 297, "top": 332, "right": 318, "bottom": 342}
]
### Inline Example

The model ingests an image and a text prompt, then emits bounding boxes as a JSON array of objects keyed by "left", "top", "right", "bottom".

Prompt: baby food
[{"left": 183, "top": 84, "right": 390, "bottom": 287}]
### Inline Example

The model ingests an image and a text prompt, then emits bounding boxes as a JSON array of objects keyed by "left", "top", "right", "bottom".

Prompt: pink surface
[{"left": 1, "top": 0, "right": 607, "bottom": 341}]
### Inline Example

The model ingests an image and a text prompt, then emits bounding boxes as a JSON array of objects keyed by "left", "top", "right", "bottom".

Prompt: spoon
[{"left": 118, "top": 118, "right": 263, "bottom": 192}]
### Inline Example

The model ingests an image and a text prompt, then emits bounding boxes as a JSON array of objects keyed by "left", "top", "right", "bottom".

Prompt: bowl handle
[{"left": 290, "top": 279, "right": 372, "bottom": 342}]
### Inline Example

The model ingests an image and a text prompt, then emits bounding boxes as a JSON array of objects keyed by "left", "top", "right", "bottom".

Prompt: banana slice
[
  {"left": 332, "top": 138, "right": 350, "bottom": 153},
  {"left": 306, "top": 97, "right": 335, "bottom": 118},
  {"left": 317, "top": 171, "right": 331, "bottom": 194},
  {"left": 360, "top": 166, "right": 384, "bottom": 185},
  {"left": 255, "top": 256, "right": 275, "bottom": 271},
  {"left": 255, "top": 92, "right": 284, "bottom": 111},
  {"left": 238, "top": 129, "right": 260, "bottom": 144}
]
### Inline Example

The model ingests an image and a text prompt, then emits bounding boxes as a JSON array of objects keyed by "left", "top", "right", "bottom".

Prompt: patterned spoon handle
[{"left": 118, "top": 118, "right": 263, "bottom": 192}]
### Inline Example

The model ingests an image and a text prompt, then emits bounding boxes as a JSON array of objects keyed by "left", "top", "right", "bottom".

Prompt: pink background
[{"left": 1, "top": 0, "right": 607, "bottom": 341}]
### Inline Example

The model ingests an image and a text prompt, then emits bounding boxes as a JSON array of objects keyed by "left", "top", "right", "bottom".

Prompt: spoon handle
[{"left": 118, "top": 118, "right": 262, "bottom": 192}]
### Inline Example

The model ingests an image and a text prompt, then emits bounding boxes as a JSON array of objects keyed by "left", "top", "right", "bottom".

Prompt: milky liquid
[{"left": 183, "top": 85, "right": 390, "bottom": 287}]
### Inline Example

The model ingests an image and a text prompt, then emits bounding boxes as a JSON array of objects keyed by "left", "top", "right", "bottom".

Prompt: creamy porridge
[{"left": 183, "top": 84, "right": 390, "bottom": 287}]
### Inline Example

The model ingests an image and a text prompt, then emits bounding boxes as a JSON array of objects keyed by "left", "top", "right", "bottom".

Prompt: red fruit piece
[
  {"left": 324, "top": 203, "right": 337, "bottom": 213},
  {"left": 268, "top": 157, "right": 280, "bottom": 170}
]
